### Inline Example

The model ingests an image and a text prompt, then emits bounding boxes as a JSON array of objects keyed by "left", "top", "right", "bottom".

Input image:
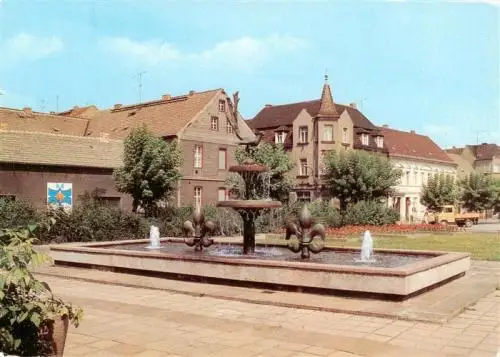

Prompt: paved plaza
[{"left": 36, "top": 264, "right": 499, "bottom": 357}]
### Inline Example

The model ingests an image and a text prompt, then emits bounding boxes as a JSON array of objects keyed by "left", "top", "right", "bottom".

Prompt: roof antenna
[{"left": 133, "top": 71, "right": 147, "bottom": 103}]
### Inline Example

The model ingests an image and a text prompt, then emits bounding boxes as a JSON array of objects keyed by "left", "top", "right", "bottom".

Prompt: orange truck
[{"left": 428, "top": 205, "right": 480, "bottom": 227}]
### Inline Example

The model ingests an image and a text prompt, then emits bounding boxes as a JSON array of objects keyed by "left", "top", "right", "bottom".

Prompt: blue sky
[{"left": 0, "top": 0, "right": 498, "bottom": 148}]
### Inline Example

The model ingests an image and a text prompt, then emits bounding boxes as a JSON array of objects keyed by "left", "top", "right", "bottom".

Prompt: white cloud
[
  {"left": 100, "top": 34, "right": 306, "bottom": 71},
  {"left": 0, "top": 33, "right": 63, "bottom": 66}
]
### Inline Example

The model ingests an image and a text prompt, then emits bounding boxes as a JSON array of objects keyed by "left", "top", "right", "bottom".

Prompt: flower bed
[{"left": 274, "top": 224, "right": 457, "bottom": 238}]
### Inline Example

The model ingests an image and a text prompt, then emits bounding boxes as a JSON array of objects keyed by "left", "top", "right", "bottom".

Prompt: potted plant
[{"left": 0, "top": 224, "right": 83, "bottom": 357}]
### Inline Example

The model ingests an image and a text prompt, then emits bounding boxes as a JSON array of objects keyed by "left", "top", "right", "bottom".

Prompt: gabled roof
[
  {"left": 86, "top": 89, "right": 221, "bottom": 139},
  {"left": 468, "top": 143, "right": 500, "bottom": 161},
  {"left": 380, "top": 127, "right": 454, "bottom": 164},
  {"left": 0, "top": 131, "right": 123, "bottom": 168},
  {"left": 0, "top": 107, "right": 88, "bottom": 136},
  {"left": 248, "top": 99, "right": 378, "bottom": 131}
]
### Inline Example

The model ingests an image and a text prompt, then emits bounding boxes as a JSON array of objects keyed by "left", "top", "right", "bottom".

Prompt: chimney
[
  {"left": 113, "top": 104, "right": 122, "bottom": 109},
  {"left": 23, "top": 107, "right": 33, "bottom": 115},
  {"left": 410, "top": 130, "right": 416, "bottom": 134},
  {"left": 265, "top": 104, "right": 273, "bottom": 107},
  {"left": 382, "top": 124, "right": 389, "bottom": 128},
  {"left": 162, "top": 94, "right": 172, "bottom": 100},
  {"left": 189, "top": 90, "right": 195, "bottom": 96},
  {"left": 349, "top": 102, "right": 357, "bottom": 109}
]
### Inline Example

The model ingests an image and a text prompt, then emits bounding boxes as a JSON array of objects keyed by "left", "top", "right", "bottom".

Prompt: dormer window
[
  {"left": 375, "top": 136, "right": 384, "bottom": 148},
  {"left": 218, "top": 100, "right": 225, "bottom": 112},
  {"left": 361, "top": 134, "right": 369, "bottom": 146},
  {"left": 275, "top": 131, "right": 286, "bottom": 144},
  {"left": 226, "top": 119, "right": 233, "bottom": 133}
]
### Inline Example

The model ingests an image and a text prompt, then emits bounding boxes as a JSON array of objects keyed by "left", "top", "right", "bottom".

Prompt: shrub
[
  {"left": 0, "top": 224, "right": 82, "bottom": 356},
  {"left": 309, "top": 200, "right": 342, "bottom": 227},
  {"left": 0, "top": 199, "right": 40, "bottom": 230},
  {"left": 342, "top": 201, "right": 399, "bottom": 226},
  {"left": 39, "top": 195, "right": 148, "bottom": 244}
]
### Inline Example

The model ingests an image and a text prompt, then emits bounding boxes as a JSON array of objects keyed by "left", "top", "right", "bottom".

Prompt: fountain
[
  {"left": 145, "top": 225, "right": 161, "bottom": 249},
  {"left": 48, "top": 91, "right": 471, "bottom": 300},
  {"left": 359, "top": 230, "right": 375, "bottom": 263},
  {"left": 216, "top": 159, "right": 282, "bottom": 254}
]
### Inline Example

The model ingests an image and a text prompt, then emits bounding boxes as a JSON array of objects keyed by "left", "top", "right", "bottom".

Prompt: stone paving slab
[
  {"left": 34, "top": 260, "right": 499, "bottom": 324},
  {"left": 38, "top": 274, "right": 500, "bottom": 357}
]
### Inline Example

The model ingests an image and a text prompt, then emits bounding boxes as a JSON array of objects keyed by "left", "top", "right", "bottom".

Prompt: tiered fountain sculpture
[
  {"left": 285, "top": 205, "right": 326, "bottom": 259},
  {"left": 217, "top": 159, "right": 282, "bottom": 254},
  {"left": 183, "top": 207, "right": 216, "bottom": 251}
]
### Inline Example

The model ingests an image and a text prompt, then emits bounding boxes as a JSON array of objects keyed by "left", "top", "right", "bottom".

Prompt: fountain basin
[
  {"left": 49, "top": 239, "right": 470, "bottom": 300},
  {"left": 217, "top": 200, "right": 282, "bottom": 209}
]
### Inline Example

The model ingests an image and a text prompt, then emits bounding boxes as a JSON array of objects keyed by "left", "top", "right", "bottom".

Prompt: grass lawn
[{"left": 265, "top": 232, "right": 500, "bottom": 261}]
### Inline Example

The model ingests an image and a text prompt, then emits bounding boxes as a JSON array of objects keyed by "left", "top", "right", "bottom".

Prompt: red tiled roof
[
  {"left": 58, "top": 105, "right": 98, "bottom": 118},
  {"left": 86, "top": 89, "right": 221, "bottom": 139},
  {"left": 249, "top": 99, "right": 378, "bottom": 131},
  {"left": 380, "top": 127, "right": 454, "bottom": 164},
  {"left": 0, "top": 107, "right": 88, "bottom": 136},
  {"left": 468, "top": 143, "right": 500, "bottom": 161}
]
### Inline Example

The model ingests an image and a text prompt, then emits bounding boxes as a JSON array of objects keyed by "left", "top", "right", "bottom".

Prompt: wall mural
[{"left": 47, "top": 183, "right": 73, "bottom": 209}]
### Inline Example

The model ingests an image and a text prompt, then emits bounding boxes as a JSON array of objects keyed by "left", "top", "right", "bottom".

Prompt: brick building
[
  {"left": 0, "top": 130, "right": 128, "bottom": 209},
  {"left": 0, "top": 89, "right": 255, "bottom": 208},
  {"left": 247, "top": 77, "right": 386, "bottom": 202}
]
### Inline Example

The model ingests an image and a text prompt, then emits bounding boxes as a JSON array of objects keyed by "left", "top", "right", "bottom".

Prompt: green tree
[
  {"left": 491, "top": 179, "right": 500, "bottom": 214},
  {"left": 459, "top": 173, "right": 496, "bottom": 212},
  {"left": 230, "top": 143, "right": 294, "bottom": 200},
  {"left": 323, "top": 150, "right": 401, "bottom": 210},
  {"left": 113, "top": 126, "right": 182, "bottom": 216},
  {"left": 420, "top": 173, "right": 458, "bottom": 211}
]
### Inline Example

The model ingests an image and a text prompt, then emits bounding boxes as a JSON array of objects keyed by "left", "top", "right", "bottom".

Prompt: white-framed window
[
  {"left": 299, "top": 159, "right": 308, "bottom": 176},
  {"left": 323, "top": 125, "right": 333, "bottom": 141},
  {"left": 361, "top": 133, "right": 369, "bottom": 146},
  {"left": 194, "top": 145, "right": 203, "bottom": 168},
  {"left": 226, "top": 120, "right": 233, "bottom": 133},
  {"left": 218, "top": 188, "right": 226, "bottom": 201},
  {"left": 210, "top": 116, "right": 219, "bottom": 131},
  {"left": 405, "top": 171, "right": 410, "bottom": 186},
  {"left": 218, "top": 100, "right": 225, "bottom": 112},
  {"left": 218, "top": 148, "right": 226, "bottom": 170},
  {"left": 299, "top": 126, "right": 308, "bottom": 143},
  {"left": 375, "top": 136, "right": 384, "bottom": 148},
  {"left": 194, "top": 187, "right": 202, "bottom": 208},
  {"left": 275, "top": 131, "right": 286, "bottom": 144},
  {"left": 297, "top": 191, "right": 311, "bottom": 203},
  {"left": 414, "top": 171, "right": 418, "bottom": 186},
  {"left": 342, "top": 128, "right": 348, "bottom": 144},
  {"left": 421, "top": 172, "right": 425, "bottom": 185}
]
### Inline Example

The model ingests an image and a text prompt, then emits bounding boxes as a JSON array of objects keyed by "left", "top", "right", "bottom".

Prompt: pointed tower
[{"left": 317, "top": 74, "right": 339, "bottom": 119}]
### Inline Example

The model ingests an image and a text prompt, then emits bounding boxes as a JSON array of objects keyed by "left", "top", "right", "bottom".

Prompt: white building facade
[
  {"left": 380, "top": 127, "right": 457, "bottom": 223},
  {"left": 388, "top": 158, "right": 457, "bottom": 223}
]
